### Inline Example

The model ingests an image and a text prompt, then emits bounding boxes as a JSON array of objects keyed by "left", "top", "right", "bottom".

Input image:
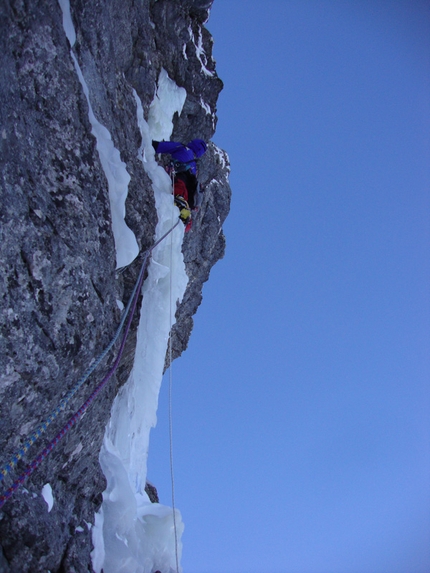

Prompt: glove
[
  {"left": 179, "top": 208, "right": 191, "bottom": 223},
  {"left": 174, "top": 195, "right": 189, "bottom": 210},
  {"left": 174, "top": 195, "right": 191, "bottom": 224}
]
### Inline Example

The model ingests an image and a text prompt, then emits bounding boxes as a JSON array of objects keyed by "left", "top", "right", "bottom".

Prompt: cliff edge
[{"left": 0, "top": 1, "right": 231, "bottom": 571}]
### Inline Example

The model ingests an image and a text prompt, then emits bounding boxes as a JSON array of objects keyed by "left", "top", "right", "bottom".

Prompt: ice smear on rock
[
  {"left": 148, "top": 69, "right": 187, "bottom": 142},
  {"left": 91, "top": 70, "right": 188, "bottom": 573},
  {"left": 58, "top": 0, "right": 76, "bottom": 45},
  {"left": 41, "top": 483, "right": 54, "bottom": 513},
  {"left": 58, "top": 0, "right": 139, "bottom": 270},
  {"left": 213, "top": 144, "right": 230, "bottom": 172},
  {"left": 188, "top": 25, "right": 214, "bottom": 77}
]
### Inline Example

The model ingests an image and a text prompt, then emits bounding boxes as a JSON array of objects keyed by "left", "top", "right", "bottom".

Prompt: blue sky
[{"left": 149, "top": 2, "right": 430, "bottom": 572}]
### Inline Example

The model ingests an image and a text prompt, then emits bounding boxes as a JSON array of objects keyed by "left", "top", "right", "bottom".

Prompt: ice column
[{"left": 92, "top": 70, "right": 188, "bottom": 573}]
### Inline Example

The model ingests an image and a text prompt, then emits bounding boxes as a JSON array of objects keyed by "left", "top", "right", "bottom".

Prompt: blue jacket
[{"left": 155, "top": 139, "right": 207, "bottom": 174}]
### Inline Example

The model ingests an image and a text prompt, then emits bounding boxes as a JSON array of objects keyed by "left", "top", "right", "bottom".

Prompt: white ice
[
  {"left": 58, "top": 0, "right": 139, "bottom": 269},
  {"left": 58, "top": 0, "right": 76, "bottom": 46},
  {"left": 147, "top": 69, "right": 187, "bottom": 142},
  {"left": 213, "top": 144, "right": 231, "bottom": 172},
  {"left": 91, "top": 70, "right": 189, "bottom": 573},
  {"left": 188, "top": 25, "right": 214, "bottom": 77},
  {"left": 41, "top": 483, "right": 54, "bottom": 513},
  {"left": 199, "top": 97, "right": 211, "bottom": 115}
]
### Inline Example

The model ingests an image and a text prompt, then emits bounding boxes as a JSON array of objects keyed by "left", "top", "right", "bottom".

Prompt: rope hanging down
[
  {"left": 168, "top": 170, "right": 180, "bottom": 573},
  {"left": 0, "top": 220, "right": 180, "bottom": 509},
  {"left": 1, "top": 249, "right": 147, "bottom": 483}
]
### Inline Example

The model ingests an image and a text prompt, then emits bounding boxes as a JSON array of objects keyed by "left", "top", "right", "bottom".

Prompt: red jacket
[{"left": 174, "top": 178, "right": 188, "bottom": 202}]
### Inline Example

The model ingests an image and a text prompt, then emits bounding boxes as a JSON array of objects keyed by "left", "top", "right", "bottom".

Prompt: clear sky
[{"left": 148, "top": 2, "right": 430, "bottom": 572}]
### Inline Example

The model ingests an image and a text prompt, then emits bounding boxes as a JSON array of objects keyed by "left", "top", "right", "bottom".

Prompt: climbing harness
[{"left": 0, "top": 220, "right": 180, "bottom": 509}]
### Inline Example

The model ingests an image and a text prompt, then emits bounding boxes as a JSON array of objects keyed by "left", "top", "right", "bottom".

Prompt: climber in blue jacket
[
  {"left": 152, "top": 138, "right": 207, "bottom": 175},
  {"left": 152, "top": 138, "right": 207, "bottom": 231}
]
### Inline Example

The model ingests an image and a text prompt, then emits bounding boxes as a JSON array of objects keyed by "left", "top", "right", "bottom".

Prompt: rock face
[{"left": 0, "top": 1, "right": 231, "bottom": 571}]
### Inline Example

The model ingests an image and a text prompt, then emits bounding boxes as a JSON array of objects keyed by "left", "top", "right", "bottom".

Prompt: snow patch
[
  {"left": 41, "top": 483, "right": 54, "bottom": 512},
  {"left": 147, "top": 68, "right": 186, "bottom": 142},
  {"left": 213, "top": 144, "right": 230, "bottom": 172},
  {"left": 188, "top": 25, "right": 214, "bottom": 77},
  {"left": 91, "top": 511, "right": 105, "bottom": 572},
  {"left": 200, "top": 97, "right": 211, "bottom": 115}
]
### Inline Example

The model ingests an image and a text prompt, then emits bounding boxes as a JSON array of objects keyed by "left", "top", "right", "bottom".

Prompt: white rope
[{"left": 169, "top": 169, "right": 180, "bottom": 573}]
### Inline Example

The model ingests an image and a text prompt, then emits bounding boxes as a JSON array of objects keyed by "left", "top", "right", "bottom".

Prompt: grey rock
[
  {"left": 0, "top": 546, "right": 10, "bottom": 573},
  {"left": 144, "top": 482, "right": 160, "bottom": 504},
  {"left": 0, "top": 0, "right": 230, "bottom": 570}
]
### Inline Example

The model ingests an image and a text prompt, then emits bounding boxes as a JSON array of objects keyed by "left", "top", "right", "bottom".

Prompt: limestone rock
[{"left": 0, "top": 0, "right": 230, "bottom": 570}]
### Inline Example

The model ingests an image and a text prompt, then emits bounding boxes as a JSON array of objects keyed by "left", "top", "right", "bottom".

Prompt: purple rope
[{"left": 0, "top": 220, "right": 180, "bottom": 509}]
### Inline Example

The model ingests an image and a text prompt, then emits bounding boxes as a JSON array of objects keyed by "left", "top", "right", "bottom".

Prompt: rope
[
  {"left": 0, "top": 220, "right": 180, "bottom": 508},
  {"left": 168, "top": 171, "right": 180, "bottom": 572},
  {"left": 169, "top": 356, "right": 179, "bottom": 573},
  {"left": 0, "top": 254, "right": 145, "bottom": 483}
]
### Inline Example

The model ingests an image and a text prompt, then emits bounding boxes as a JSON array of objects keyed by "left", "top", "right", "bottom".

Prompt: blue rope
[
  {"left": 0, "top": 249, "right": 152, "bottom": 510},
  {"left": 0, "top": 220, "right": 180, "bottom": 483}
]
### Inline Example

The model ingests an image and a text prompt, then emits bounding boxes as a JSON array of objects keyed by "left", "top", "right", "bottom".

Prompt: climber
[
  {"left": 152, "top": 138, "right": 207, "bottom": 177},
  {"left": 152, "top": 139, "right": 207, "bottom": 230}
]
